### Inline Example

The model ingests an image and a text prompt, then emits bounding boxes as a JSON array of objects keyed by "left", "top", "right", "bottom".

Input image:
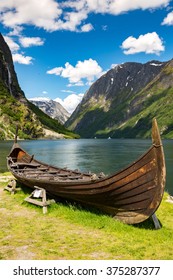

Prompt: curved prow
[
  {"left": 152, "top": 118, "right": 162, "bottom": 147},
  {"left": 152, "top": 118, "right": 166, "bottom": 215}
]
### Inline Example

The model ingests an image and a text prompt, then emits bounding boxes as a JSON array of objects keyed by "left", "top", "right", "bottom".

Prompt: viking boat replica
[{"left": 7, "top": 119, "right": 166, "bottom": 226}]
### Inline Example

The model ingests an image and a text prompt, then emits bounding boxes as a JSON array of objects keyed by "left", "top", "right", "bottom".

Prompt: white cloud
[
  {"left": 58, "top": 9, "right": 89, "bottom": 31},
  {"left": 8, "top": 26, "right": 24, "bottom": 36},
  {"left": 19, "top": 37, "right": 45, "bottom": 48},
  {"left": 80, "top": 23, "right": 94, "bottom": 32},
  {"left": 108, "top": 0, "right": 170, "bottom": 15},
  {"left": 47, "top": 59, "right": 103, "bottom": 86},
  {"left": 29, "top": 97, "right": 51, "bottom": 102},
  {"left": 4, "top": 36, "right": 20, "bottom": 52},
  {"left": 12, "top": 53, "right": 33, "bottom": 64},
  {"left": 62, "top": 0, "right": 170, "bottom": 15},
  {"left": 54, "top": 93, "right": 84, "bottom": 114},
  {"left": 121, "top": 32, "right": 165, "bottom": 55},
  {"left": 162, "top": 11, "right": 173, "bottom": 25},
  {"left": 61, "top": 90, "right": 76, "bottom": 94},
  {"left": 47, "top": 67, "right": 63, "bottom": 75},
  {"left": 0, "top": 0, "right": 170, "bottom": 33},
  {"left": 0, "top": 0, "right": 91, "bottom": 33},
  {"left": 67, "top": 81, "right": 85, "bottom": 87},
  {"left": 0, "top": 0, "right": 62, "bottom": 31},
  {"left": 3, "top": 35, "right": 42, "bottom": 66}
]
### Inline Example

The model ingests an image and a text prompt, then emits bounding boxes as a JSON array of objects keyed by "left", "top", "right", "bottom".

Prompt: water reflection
[{"left": 0, "top": 138, "right": 172, "bottom": 195}]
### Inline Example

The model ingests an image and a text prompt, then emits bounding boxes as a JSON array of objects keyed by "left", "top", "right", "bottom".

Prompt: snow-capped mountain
[
  {"left": 29, "top": 97, "right": 70, "bottom": 124},
  {"left": 66, "top": 59, "right": 173, "bottom": 138}
]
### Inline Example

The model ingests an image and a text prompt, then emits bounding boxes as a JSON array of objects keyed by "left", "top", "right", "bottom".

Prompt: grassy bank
[{"left": 0, "top": 172, "right": 173, "bottom": 260}]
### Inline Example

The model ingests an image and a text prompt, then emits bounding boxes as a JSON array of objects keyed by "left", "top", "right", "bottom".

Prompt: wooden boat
[{"left": 7, "top": 119, "right": 166, "bottom": 225}]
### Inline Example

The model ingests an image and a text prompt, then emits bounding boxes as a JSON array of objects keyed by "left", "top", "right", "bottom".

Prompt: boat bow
[{"left": 7, "top": 119, "right": 166, "bottom": 225}]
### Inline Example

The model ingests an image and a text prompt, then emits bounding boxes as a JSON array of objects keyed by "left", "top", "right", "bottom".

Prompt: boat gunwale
[{"left": 8, "top": 143, "right": 158, "bottom": 187}]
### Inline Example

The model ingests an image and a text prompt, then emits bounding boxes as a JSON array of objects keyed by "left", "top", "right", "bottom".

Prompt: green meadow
[{"left": 0, "top": 172, "right": 173, "bottom": 260}]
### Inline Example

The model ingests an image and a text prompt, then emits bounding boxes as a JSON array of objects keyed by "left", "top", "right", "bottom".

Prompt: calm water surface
[{"left": 0, "top": 139, "right": 172, "bottom": 195}]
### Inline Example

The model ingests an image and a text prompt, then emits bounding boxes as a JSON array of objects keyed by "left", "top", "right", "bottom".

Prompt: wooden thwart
[
  {"left": 24, "top": 186, "right": 55, "bottom": 214},
  {"left": 4, "top": 179, "right": 21, "bottom": 194}
]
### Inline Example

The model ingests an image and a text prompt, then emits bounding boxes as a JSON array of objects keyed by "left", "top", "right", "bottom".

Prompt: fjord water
[{"left": 0, "top": 139, "right": 172, "bottom": 195}]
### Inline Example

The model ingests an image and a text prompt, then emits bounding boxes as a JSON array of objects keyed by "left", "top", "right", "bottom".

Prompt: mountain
[
  {"left": 0, "top": 34, "right": 26, "bottom": 102},
  {"left": 29, "top": 97, "right": 70, "bottom": 124},
  {"left": 0, "top": 33, "right": 78, "bottom": 140},
  {"left": 66, "top": 59, "right": 173, "bottom": 138}
]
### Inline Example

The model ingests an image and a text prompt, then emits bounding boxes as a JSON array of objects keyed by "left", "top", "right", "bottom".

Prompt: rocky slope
[
  {"left": 29, "top": 97, "right": 70, "bottom": 124},
  {"left": 66, "top": 59, "right": 173, "bottom": 138},
  {"left": 0, "top": 34, "right": 26, "bottom": 102},
  {"left": 0, "top": 33, "right": 77, "bottom": 140},
  {"left": 0, "top": 32, "right": 42, "bottom": 139}
]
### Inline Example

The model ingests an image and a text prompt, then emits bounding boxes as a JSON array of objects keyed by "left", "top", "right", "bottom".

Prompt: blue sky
[{"left": 0, "top": 0, "right": 173, "bottom": 113}]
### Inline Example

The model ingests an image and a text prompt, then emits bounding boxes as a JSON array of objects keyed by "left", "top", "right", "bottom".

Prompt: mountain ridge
[
  {"left": 66, "top": 59, "right": 173, "bottom": 138},
  {"left": 29, "top": 97, "right": 70, "bottom": 124}
]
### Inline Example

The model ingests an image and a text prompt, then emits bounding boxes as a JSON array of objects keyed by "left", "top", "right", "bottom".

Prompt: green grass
[
  {"left": 0, "top": 79, "right": 79, "bottom": 140},
  {"left": 28, "top": 101, "right": 80, "bottom": 139},
  {"left": 67, "top": 62, "right": 173, "bottom": 139},
  {"left": 0, "top": 173, "right": 173, "bottom": 260}
]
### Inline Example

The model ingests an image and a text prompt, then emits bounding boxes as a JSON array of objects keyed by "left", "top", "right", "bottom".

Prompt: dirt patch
[
  {"left": 15, "top": 245, "right": 36, "bottom": 260},
  {"left": 166, "top": 196, "right": 173, "bottom": 204},
  {"left": 43, "top": 128, "right": 65, "bottom": 139},
  {"left": 0, "top": 245, "right": 35, "bottom": 260}
]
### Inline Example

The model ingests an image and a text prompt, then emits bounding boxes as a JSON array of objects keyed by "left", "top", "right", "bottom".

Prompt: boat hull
[{"left": 7, "top": 119, "right": 166, "bottom": 224}]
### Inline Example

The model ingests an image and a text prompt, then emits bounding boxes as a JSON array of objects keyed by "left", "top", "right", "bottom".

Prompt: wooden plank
[
  {"left": 4, "top": 179, "right": 21, "bottom": 194},
  {"left": 24, "top": 186, "right": 55, "bottom": 214},
  {"left": 16, "top": 163, "right": 41, "bottom": 167},
  {"left": 24, "top": 197, "right": 54, "bottom": 207}
]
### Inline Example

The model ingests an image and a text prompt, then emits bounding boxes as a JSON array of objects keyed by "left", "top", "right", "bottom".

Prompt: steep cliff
[
  {"left": 66, "top": 59, "right": 173, "bottom": 138},
  {"left": 0, "top": 33, "right": 26, "bottom": 102},
  {"left": 0, "top": 34, "right": 78, "bottom": 139}
]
